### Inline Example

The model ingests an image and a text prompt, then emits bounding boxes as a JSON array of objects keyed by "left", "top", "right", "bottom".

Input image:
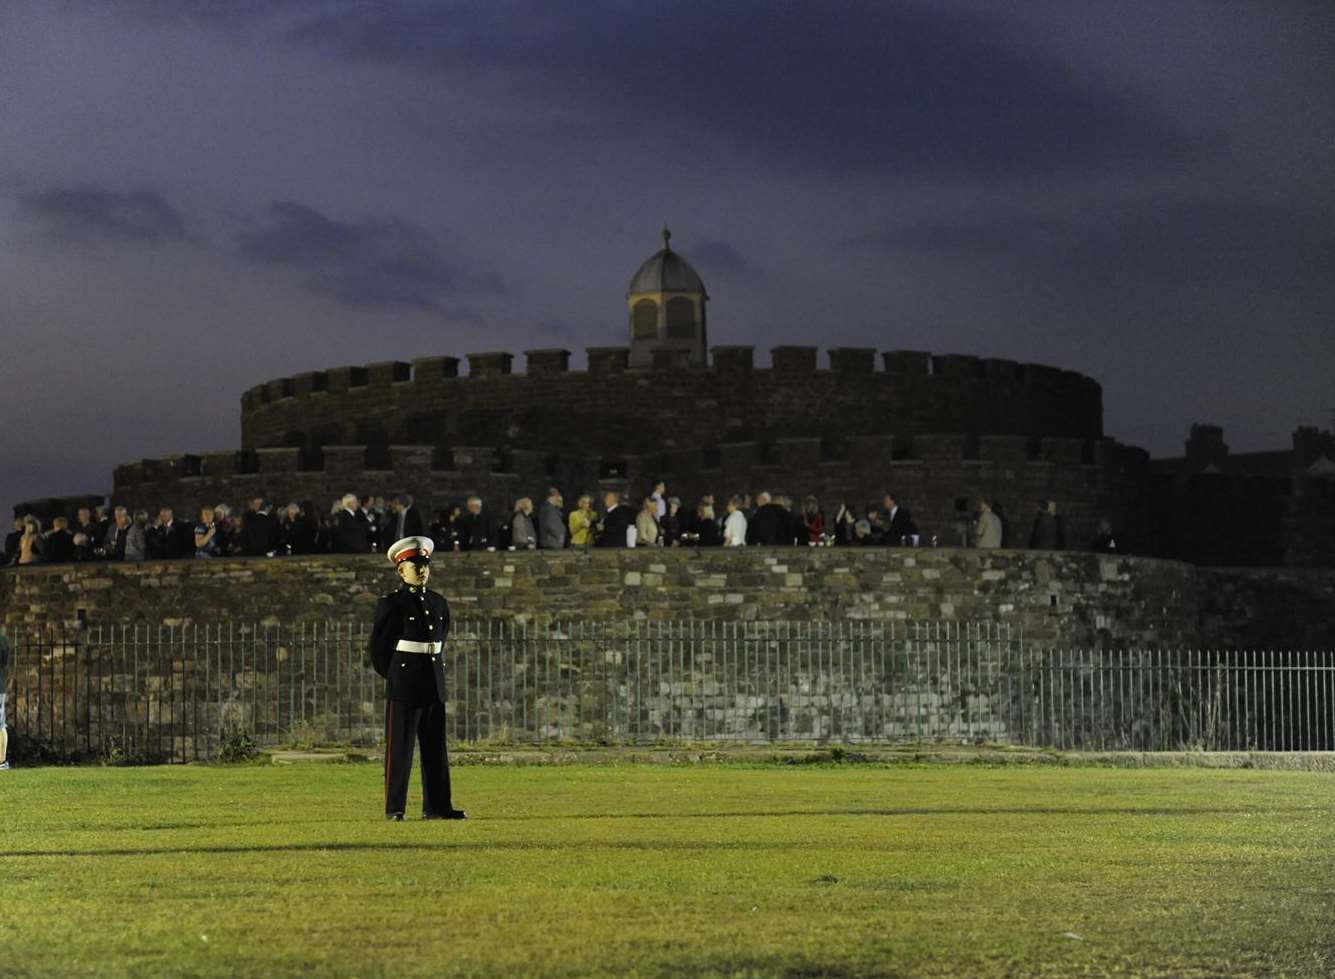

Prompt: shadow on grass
[
  {"left": 0, "top": 804, "right": 1310, "bottom": 861},
  {"left": 1, "top": 840, "right": 863, "bottom": 859},
  {"left": 489, "top": 804, "right": 1299, "bottom": 821}
]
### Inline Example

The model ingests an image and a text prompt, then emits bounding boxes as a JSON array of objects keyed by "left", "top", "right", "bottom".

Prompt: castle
[{"left": 17, "top": 231, "right": 1335, "bottom": 565}]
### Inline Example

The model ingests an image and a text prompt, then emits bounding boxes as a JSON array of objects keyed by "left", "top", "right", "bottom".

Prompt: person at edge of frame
[
  {"left": 0, "top": 623, "right": 10, "bottom": 770},
  {"left": 368, "top": 535, "right": 466, "bottom": 822}
]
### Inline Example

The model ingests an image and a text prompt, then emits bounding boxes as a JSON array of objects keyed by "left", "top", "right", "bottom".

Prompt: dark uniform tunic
[{"left": 369, "top": 583, "right": 454, "bottom": 817}]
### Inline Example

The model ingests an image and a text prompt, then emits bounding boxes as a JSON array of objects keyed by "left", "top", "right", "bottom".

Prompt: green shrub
[{"left": 216, "top": 725, "right": 259, "bottom": 763}]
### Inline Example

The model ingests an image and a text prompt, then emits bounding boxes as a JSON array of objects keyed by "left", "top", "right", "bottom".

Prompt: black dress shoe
[
  {"left": 423, "top": 809, "right": 467, "bottom": 820},
  {"left": 386, "top": 812, "right": 405, "bottom": 821}
]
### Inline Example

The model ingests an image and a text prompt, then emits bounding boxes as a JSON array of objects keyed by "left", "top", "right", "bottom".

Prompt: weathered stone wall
[
  {"left": 1, "top": 547, "right": 1198, "bottom": 647},
  {"left": 8, "top": 552, "right": 1333, "bottom": 760},
  {"left": 0, "top": 621, "right": 1034, "bottom": 761},
  {"left": 238, "top": 347, "right": 1105, "bottom": 454},
  {"left": 8, "top": 550, "right": 1332, "bottom": 649}
]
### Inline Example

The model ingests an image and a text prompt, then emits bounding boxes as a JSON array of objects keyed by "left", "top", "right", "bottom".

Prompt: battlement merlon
[
  {"left": 238, "top": 347, "right": 1107, "bottom": 451},
  {"left": 111, "top": 442, "right": 519, "bottom": 489},
  {"left": 242, "top": 348, "right": 1105, "bottom": 393}
]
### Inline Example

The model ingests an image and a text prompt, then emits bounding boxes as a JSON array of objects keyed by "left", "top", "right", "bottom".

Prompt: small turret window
[
  {"left": 666, "top": 297, "right": 695, "bottom": 339},
  {"left": 632, "top": 299, "right": 658, "bottom": 340}
]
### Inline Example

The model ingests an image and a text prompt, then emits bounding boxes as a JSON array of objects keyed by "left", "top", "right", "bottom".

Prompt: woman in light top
[{"left": 723, "top": 496, "right": 748, "bottom": 547}]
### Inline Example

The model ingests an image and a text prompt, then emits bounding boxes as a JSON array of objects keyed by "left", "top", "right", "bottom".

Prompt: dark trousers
[{"left": 383, "top": 699, "right": 452, "bottom": 817}]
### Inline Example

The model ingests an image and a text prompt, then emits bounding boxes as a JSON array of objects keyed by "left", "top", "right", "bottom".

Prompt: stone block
[
  {"left": 828, "top": 347, "right": 876, "bottom": 374},
  {"left": 368, "top": 361, "right": 411, "bottom": 387},
  {"left": 411, "top": 356, "right": 461, "bottom": 381},
  {"left": 771, "top": 346, "right": 818, "bottom": 372},
  {"left": 324, "top": 366, "right": 357, "bottom": 393},
  {"left": 932, "top": 354, "right": 985, "bottom": 379},
  {"left": 524, "top": 349, "right": 571, "bottom": 375},
  {"left": 467, "top": 351, "right": 513, "bottom": 377}
]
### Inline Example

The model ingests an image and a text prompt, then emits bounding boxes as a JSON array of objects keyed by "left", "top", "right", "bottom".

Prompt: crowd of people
[{"left": 4, "top": 485, "right": 1120, "bottom": 566}]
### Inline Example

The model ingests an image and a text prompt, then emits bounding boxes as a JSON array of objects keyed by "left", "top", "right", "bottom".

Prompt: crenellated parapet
[{"left": 239, "top": 346, "right": 1105, "bottom": 461}]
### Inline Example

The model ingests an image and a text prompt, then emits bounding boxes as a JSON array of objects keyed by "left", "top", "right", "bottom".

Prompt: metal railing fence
[{"left": 3, "top": 619, "right": 1332, "bottom": 761}]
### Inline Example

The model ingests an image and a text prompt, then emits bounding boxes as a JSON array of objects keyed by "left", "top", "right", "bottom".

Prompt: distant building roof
[
  {"left": 628, "top": 227, "right": 707, "bottom": 296},
  {"left": 1152, "top": 449, "right": 1298, "bottom": 477}
]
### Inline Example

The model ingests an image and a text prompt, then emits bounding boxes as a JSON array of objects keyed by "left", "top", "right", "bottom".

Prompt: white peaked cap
[{"left": 386, "top": 535, "right": 435, "bottom": 565}]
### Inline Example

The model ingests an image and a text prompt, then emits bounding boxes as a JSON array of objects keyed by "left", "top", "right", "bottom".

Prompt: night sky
[{"left": 3, "top": 1, "right": 1333, "bottom": 520}]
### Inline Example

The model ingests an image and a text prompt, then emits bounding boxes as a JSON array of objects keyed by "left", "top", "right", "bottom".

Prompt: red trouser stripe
[{"left": 384, "top": 701, "right": 394, "bottom": 810}]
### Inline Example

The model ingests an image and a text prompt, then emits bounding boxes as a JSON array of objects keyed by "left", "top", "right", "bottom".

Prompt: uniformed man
[{"left": 369, "top": 535, "right": 466, "bottom": 821}]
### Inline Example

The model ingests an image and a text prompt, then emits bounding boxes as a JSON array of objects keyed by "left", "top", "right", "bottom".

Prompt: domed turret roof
[{"left": 627, "top": 227, "right": 707, "bottom": 296}]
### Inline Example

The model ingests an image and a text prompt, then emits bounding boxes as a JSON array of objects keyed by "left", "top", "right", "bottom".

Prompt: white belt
[{"left": 395, "top": 640, "right": 442, "bottom": 654}]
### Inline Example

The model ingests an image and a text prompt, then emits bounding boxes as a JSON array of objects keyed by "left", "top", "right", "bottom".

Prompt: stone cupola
[{"left": 627, "top": 226, "right": 708, "bottom": 368}]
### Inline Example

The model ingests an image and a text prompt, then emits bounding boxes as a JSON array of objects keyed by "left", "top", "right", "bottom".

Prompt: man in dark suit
[
  {"left": 780, "top": 496, "right": 806, "bottom": 546},
  {"left": 369, "top": 535, "right": 465, "bottom": 821},
  {"left": 43, "top": 517, "right": 77, "bottom": 563},
  {"left": 388, "top": 494, "right": 424, "bottom": 543},
  {"left": 1028, "top": 498, "right": 1066, "bottom": 550},
  {"left": 148, "top": 507, "right": 193, "bottom": 559},
  {"left": 240, "top": 498, "right": 277, "bottom": 557},
  {"left": 595, "top": 490, "right": 633, "bottom": 547},
  {"left": 882, "top": 493, "right": 918, "bottom": 546},
  {"left": 455, "top": 496, "right": 496, "bottom": 551},
  {"left": 746, "top": 491, "right": 790, "bottom": 546},
  {"left": 74, "top": 507, "right": 100, "bottom": 561},
  {"left": 334, "top": 493, "right": 371, "bottom": 553}
]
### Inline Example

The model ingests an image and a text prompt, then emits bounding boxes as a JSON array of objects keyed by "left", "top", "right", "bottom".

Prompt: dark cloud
[
  {"left": 234, "top": 201, "right": 496, "bottom": 310},
  {"left": 315, "top": 2, "right": 1200, "bottom": 176},
  {"left": 107, "top": 0, "right": 1199, "bottom": 179},
  {"left": 686, "top": 242, "right": 765, "bottom": 284},
  {"left": 19, "top": 185, "right": 193, "bottom": 246},
  {"left": 91, "top": 0, "right": 302, "bottom": 31},
  {"left": 849, "top": 200, "right": 1335, "bottom": 288}
]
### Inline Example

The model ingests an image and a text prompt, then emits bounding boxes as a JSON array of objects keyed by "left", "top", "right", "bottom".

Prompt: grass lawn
[{"left": 2, "top": 761, "right": 1332, "bottom": 978}]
